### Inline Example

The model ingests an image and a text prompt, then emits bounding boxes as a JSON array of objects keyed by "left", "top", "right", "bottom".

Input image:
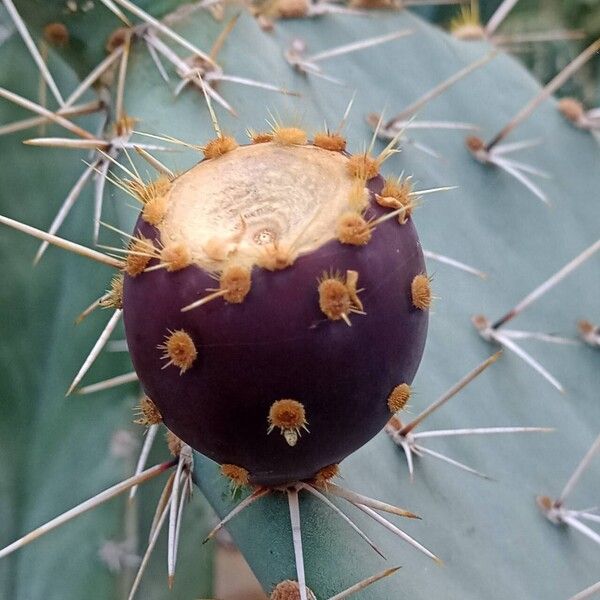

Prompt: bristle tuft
[
  {"left": 135, "top": 395, "right": 163, "bottom": 426},
  {"left": 268, "top": 399, "right": 308, "bottom": 446},
  {"left": 203, "top": 135, "right": 239, "bottom": 159},
  {"left": 272, "top": 127, "right": 308, "bottom": 146},
  {"left": 166, "top": 430, "right": 183, "bottom": 457},
  {"left": 124, "top": 236, "right": 154, "bottom": 277},
  {"left": 161, "top": 242, "right": 192, "bottom": 272},
  {"left": 347, "top": 153, "right": 379, "bottom": 180},
  {"left": 220, "top": 265, "right": 252, "bottom": 303},
  {"left": 313, "top": 463, "right": 340, "bottom": 485},
  {"left": 313, "top": 132, "right": 347, "bottom": 152},
  {"left": 270, "top": 580, "right": 316, "bottom": 600},
  {"left": 158, "top": 329, "right": 198, "bottom": 374},
  {"left": 221, "top": 464, "right": 250, "bottom": 488},
  {"left": 387, "top": 383, "right": 411, "bottom": 413},
  {"left": 337, "top": 212, "right": 372, "bottom": 246},
  {"left": 411, "top": 274, "right": 432, "bottom": 310}
]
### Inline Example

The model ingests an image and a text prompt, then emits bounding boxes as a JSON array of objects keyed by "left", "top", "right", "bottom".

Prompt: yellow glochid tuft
[
  {"left": 250, "top": 131, "right": 274, "bottom": 144},
  {"left": 220, "top": 265, "right": 252, "bottom": 303},
  {"left": 558, "top": 98, "right": 585, "bottom": 123},
  {"left": 268, "top": 399, "right": 308, "bottom": 446},
  {"left": 450, "top": 6, "right": 485, "bottom": 40},
  {"left": 127, "top": 176, "right": 171, "bottom": 204},
  {"left": 452, "top": 23, "right": 486, "bottom": 41},
  {"left": 270, "top": 580, "right": 317, "bottom": 600},
  {"left": 411, "top": 273, "right": 432, "bottom": 310},
  {"left": 203, "top": 135, "right": 239, "bottom": 160},
  {"left": 377, "top": 177, "right": 413, "bottom": 223},
  {"left": 124, "top": 235, "right": 154, "bottom": 277},
  {"left": 135, "top": 395, "right": 163, "bottom": 426},
  {"left": 387, "top": 383, "right": 411, "bottom": 413},
  {"left": 313, "top": 463, "right": 340, "bottom": 485},
  {"left": 138, "top": 177, "right": 171, "bottom": 226},
  {"left": 100, "top": 274, "right": 124, "bottom": 309},
  {"left": 166, "top": 430, "right": 183, "bottom": 457},
  {"left": 347, "top": 153, "right": 379, "bottom": 180},
  {"left": 337, "top": 211, "right": 372, "bottom": 246},
  {"left": 221, "top": 464, "right": 250, "bottom": 488},
  {"left": 313, "top": 132, "right": 347, "bottom": 152},
  {"left": 43, "top": 23, "right": 69, "bottom": 46},
  {"left": 159, "top": 329, "right": 198, "bottom": 374},
  {"left": 161, "top": 241, "right": 192, "bottom": 272},
  {"left": 272, "top": 126, "right": 308, "bottom": 146}
]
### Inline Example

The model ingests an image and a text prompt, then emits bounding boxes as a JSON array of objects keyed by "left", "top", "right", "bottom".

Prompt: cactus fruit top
[{"left": 123, "top": 133, "right": 428, "bottom": 486}]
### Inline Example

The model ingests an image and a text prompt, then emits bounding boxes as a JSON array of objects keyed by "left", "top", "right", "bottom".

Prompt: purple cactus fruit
[{"left": 123, "top": 130, "right": 429, "bottom": 486}]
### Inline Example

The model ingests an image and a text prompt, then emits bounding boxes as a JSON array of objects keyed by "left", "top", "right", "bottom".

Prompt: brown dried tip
[
  {"left": 135, "top": 395, "right": 163, "bottom": 426},
  {"left": 578, "top": 319, "right": 595, "bottom": 335},
  {"left": 106, "top": 27, "right": 130, "bottom": 53},
  {"left": 347, "top": 153, "right": 379, "bottom": 180},
  {"left": 345, "top": 270, "right": 363, "bottom": 311},
  {"left": 377, "top": 177, "right": 413, "bottom": 223},
  {"left": 313, "top": 463, "right": 340, "bottom": 485},
  {"left": 536, "top": 495, "right": 554, "bottom": 512},
  {"left": 221, "top": 464, "right": 250, "bottom": 488},
  {"left": 203, "top": 135, "right": 239, "bottom": 160},
  {"left": 124, "top": 236, "right": 154, "bottom": 277},
  {"left": 166, "top": 430, "right": 183, "bottom": 456},
  {"left": 388, "top": 383, "right": 411, "bottom": 413},
  {"left": 43, "top": 23, "right": 69, "bottom": 47},
  {"left": 270, "top": 580, "right": 316, "bottom": 600},
  {"left": 466, "top": 135, "right": 485, "bottom": 153},
  {"left": 272, "top": 127, "right": 308, "bottom": 146},
  {"left": 318, "top": 277, "right": 351, "bottom": 321},
  {"left": 99, "top": 274, "right": 124, "bottom": 309},
  {"left": 268, "top": 399, "right": 308, "bottom": 446},
  {"left": 161, "top": 242, "right": 192, "bottom": 272},
  {"left": 220, "top": 265, "right": 252, "bottom": 303},
  {"left": 337, "top": 212, "right": 372, "bottom": 246},
  {"left": 313, "top": 132, "right": 347, "bottom": 152},
  {"left": 471, "top": 313, "right": 489, "bottom": 331},
  {"left": 159, "top": 329, "right": 198, "bottom": 374},
  {"left": 411, "top": 273, "right": 432, "bottom": 310},
  {"left": 558, "top": 97, "right": 585, "bottom": 123},
  {"left": 250, "top": 131, "right": 274, "bottom": 144}
]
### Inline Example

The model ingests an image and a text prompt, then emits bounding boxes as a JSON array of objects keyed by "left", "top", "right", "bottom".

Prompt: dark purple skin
[{"left": 123, "top": 175, "right": 428, "bottom": 486}]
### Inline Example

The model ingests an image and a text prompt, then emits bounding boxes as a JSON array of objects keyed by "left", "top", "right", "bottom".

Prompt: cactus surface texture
[{"left": 0, "top": 1, "right": 599, "bottom": 599}]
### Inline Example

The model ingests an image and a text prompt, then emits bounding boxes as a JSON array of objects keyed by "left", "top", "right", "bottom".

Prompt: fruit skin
[{"left": 123, "top": 172, "right": 428, "bottom": 486}]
